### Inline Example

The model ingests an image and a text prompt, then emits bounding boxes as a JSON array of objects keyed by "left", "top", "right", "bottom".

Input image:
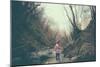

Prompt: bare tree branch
[
  {"left": 64, "top": 6, "right": 74, "bottom": 27},
  {"left": 74, "top": 6, "right": 78, "bottom": 23},
  {"left": 69, "top": 5, "right": 79, "bottom": 30},
  {"left": 69, "top": 5, "right": 75, "bottom": 24}
]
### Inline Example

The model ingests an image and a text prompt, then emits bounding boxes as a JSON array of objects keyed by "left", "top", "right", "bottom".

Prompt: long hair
[{"left": 56, "top": 40, "right": 60, "bottom": 45}]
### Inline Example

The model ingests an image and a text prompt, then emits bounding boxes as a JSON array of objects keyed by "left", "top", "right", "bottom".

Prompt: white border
[
  {"left": 16, "top": 0, "right": 96, "bottom": 5},
  {"left": 0, "top": 0, "right": 10, "bottom": 67}
]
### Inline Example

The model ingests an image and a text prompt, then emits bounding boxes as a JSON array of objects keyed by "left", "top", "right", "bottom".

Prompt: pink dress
[{"left": 54, "top": 44, "right": 62, "bottom": 53}]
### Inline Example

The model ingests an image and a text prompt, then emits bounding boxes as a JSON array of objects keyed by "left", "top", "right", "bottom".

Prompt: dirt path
[
  {"left": 32, "top": 49, "right": 79, "bottom": 64},
  {"left": 44, "top": 53, "right": 74, "bottom": 64}
]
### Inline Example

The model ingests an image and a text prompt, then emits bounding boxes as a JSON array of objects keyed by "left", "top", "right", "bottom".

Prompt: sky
[
  {"left": 40, "top": 3, "right": 73, "bottom": 37},
  {"left": 38, "top": 3, "right": 91, "bottom": 38}
]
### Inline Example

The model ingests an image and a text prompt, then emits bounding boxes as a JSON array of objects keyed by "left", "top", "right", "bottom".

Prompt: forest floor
[
  {"left": 45, "top": 53, "right": 79, "bottom": 64},
  {"left": 32, "top": 48, "right": 79, "bottom": 64}
]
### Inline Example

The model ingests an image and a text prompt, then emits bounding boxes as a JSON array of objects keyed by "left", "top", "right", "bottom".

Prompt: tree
[
  {"left": 63, "top": 5, "right": 96, "bottom": 58},
  {"left": 64, "top": 5, "right": 92, "bottom": 43},
  {"left": 12, "top": 1, "right": 51, "bottom": 65}
]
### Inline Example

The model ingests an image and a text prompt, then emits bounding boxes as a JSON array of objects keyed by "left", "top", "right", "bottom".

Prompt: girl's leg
[
  {"left": 56, "top": 53, "right": 59, "bottom": 61},
  {"left": 56, "top": 53, "right": 61, "bottom": 63}
]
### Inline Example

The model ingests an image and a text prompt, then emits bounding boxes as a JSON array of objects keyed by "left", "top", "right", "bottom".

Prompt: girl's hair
[{"left": 56, "top": 40, "right": 60, "bottom": 44}]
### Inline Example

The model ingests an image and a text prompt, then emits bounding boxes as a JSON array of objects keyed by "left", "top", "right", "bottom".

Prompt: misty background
[{"left": 11, "top": 1, "right": 96, "bottom": 66}]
